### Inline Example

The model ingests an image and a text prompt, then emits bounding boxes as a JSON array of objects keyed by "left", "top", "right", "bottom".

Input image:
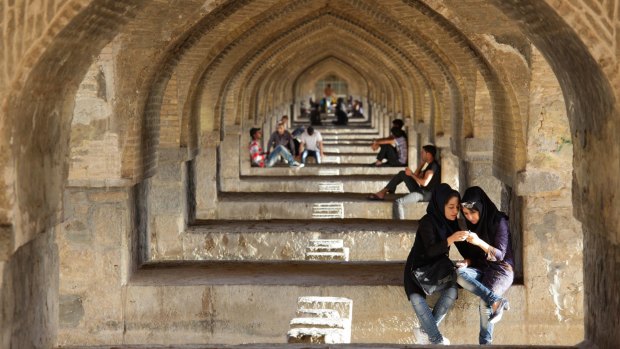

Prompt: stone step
[
  {"left": 305, "top": 247, "right": 346, "bottom": 253},
  {"left": 310, "top": 127, "right": 377, "bottom": 134},
  {"left": 289, "top": 317, "right": 345, "bottom": 329},
  {"left": 199, "top": 192, "right": 426, "bottom": 220},
  {"left": 304, "top": 251, "right": 349, "bottom": 261},
  {"left": 308, "top": 239, "right": 345, "bottom": 248},
  {"left": 114, "top": 262, "right": 529, "bottom": 345},
  {"left": 322, "top": 140, "right": 374, "bottom": 145},
  {"left": 222, "top": 176, "right": 409, "bottom": 194},
  {"left": 323, "top": 144, "right": 380, "bottom": 153},
  {"left": 322, "top": 134, "right": 380, "bottom": 141},
  {"left": 297, "top": 296, "right": 353, "bottom": 319},
  {"left": 239, "top": 164, "right": 406, "bottom": 176},
  {"left": 296, "top": 308, "right": 340, "bottom": 318},
  {"left": 174, "top": 219, "right": 418, "bottom": 262},
  {"left": 318, "top": 153, "right": 377, "bottom": 164},
  {"left": 286, "top": 327, "right": 347, "bottom": 344}
]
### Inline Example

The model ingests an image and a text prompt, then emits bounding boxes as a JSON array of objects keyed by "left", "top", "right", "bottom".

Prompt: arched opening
[{"left": 1, "top": 1, "right": 618, "bottom": 347}]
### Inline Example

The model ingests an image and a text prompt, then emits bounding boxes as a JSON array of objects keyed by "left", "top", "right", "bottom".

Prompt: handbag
[{"left": 411, "top": 256, "right": 456, "bottom": 295}]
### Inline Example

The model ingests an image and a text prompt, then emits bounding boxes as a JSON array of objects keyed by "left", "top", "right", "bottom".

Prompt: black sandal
[{"left": 367, "top": 194, "right": 385, "bottom": 201}]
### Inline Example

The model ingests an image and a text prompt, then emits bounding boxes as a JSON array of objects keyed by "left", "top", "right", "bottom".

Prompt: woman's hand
[
  {"left": 466, "top": 232, "right": 492, "bottom": 254},
  {"left": 447, "top": 230, "right": 470, "bottom": 246},
  {"left": 466, "top": 232, "right": 482, "bottom": 246}
]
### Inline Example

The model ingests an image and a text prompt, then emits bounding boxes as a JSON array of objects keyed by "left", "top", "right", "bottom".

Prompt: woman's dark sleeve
[
  {"left": 488, "top": 217, "right": 510, "bottom": 262},
  {"left": 454, "top": 241, "right": 472, "bottom": 260},
  {"left": 417, "top": 218, "right": 449, "bottom": 258}
]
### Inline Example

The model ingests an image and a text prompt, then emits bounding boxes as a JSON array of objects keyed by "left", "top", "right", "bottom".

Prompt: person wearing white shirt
[{"left": 299, "top": 126, "right": 325, "bottom": 164}]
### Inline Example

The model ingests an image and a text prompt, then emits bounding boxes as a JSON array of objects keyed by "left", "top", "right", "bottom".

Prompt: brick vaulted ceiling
[
  {"left": 105, "top": 0, "right": 529, "bottom": 176},
  {"left": 10, "top": 0, "right": 601, "bottom": 230}
]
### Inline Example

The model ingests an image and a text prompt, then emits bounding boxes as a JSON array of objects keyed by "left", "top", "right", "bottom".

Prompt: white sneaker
[
  {"left": 440, "top": 336, "right": 450, "bottom": 345},
  {"left": 289, "top": 161, "right": 304, "bottom": 168}
]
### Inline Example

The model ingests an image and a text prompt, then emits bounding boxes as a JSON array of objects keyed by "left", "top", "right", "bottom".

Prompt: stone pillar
[
  {"left": 383, "top": 108, "right": 390, "bottom": 137},
  {"left": 512, "top": 46, "right": 583, "bottom": 344},
  {"left": 515, "top": 171, "right": 583, "bottom": 343},
  {"left": 195, "top": 132, "right": 219, "bottom": 219},
  {"left": 436, "top": 136, "right": 459, "bottom": 191},
  {"left": 147, "top": 148, "right": 189, "bottom": 260},
  {"left": 463, "top": 138, "right": 502, "bottom": 204},
  {"left": 415, "top": 121, "right": 431, "bottom": 149},
  {"left": 57, "top": 187, "right": 134, "bottom": 345},
  {"left": 405, "top": 116, "right": 418, "bottom": 167},
  {"left": 1, "top": 227, "right": 58, "bottom": 349}
]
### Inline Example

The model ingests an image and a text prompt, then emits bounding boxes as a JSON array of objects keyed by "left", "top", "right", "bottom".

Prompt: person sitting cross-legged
[
  {"left": 266, "top": 121, "right": 296, "bottom": 162},
  {"left": 371, "top": 127, "right": 407, "bottom": 167},
  {"left": 368, "top": 144, "right": 440, "bottom": 220},
  {"left": 249, "top": 127, "right": 303, "bottom": 168}
]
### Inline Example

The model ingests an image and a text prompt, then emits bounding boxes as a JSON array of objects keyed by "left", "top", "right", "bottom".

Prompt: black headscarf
[
  {"left": 427, "top": 183, "right": 461, "bottom": 239},
  {"left": 461, "top": 186, "right": 508, "bottom": 243}
]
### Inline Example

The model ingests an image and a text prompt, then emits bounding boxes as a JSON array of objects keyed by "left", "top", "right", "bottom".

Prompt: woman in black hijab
[
  {"left": 404, "top": 183, "right": 470, "bottom": 344},
  {"left": 455, "top": 186, "right": 515, "bottom": 345}
]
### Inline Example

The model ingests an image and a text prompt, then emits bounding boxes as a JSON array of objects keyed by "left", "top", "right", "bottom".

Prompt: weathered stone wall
[
  {"left": 0, "top": 230, "right": 58, "bottom": 349},
  {"left": 57, "top": 187, "right": 134, "bottom": 346},
  {"left": 1, "top": 2, "right": 143, "bottom": 347},
  {"left": 516, "top": 46, "right": 583, "bottom": 342},
  {"left": 68, "top": 43, "right": 123, "bottom": 185}
]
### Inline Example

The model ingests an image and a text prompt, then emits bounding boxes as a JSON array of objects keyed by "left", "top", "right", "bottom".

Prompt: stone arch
[{"left": 491, "top": 1, "right": 618, "bottom": 345}]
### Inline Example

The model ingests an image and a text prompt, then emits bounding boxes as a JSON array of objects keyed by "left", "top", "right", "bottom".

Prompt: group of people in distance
[
  {"left": 365, "top": 120, "right": 514, "bottom": 344},
  {"left": 301, "top": 84, "right": 365, "bottom": 126},
  {"left": 249, "top": 115, "right": 325, "bottom": 168}
]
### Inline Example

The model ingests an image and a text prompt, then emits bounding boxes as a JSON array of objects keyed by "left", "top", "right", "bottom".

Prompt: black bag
[{"left": 411, "top": 256, "right": 456, "bottom": 295}]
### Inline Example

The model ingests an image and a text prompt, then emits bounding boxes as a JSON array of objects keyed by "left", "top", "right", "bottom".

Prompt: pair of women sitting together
[{"left": 404, "top": 184, "right": 514, "bottom": 345}]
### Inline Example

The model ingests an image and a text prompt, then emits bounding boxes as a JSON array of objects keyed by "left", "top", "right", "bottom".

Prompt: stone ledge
[
  {"left": 239, "top": 165, "right": 407, "bottom": 177},
  {"left": 200, "top": 193, "right": 427, "bottom": 220},
  {"left": 131, "top": 261, "right": 404, "bottom": 286}
]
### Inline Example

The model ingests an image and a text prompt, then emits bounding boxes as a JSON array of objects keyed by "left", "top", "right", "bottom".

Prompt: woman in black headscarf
[
  {"left": 404, "top": 183, "right": 470, "bottom": 344},
  {"left": 455, "top": 186, "right": 514, "bottom": 345}
]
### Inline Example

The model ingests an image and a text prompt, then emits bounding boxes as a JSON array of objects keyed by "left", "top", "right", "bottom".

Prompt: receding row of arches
[{"left": 1, "top": 0, "right": 618, "bottom": 347}]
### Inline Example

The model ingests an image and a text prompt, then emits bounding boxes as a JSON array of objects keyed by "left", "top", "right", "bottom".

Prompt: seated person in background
[
  {"left": 299, "top": 126, "right": 325, "bottom": 164},
  {"left": 309, "top": 99, "right": 322, "bottom": 125},
  {"left": 291, "top": 125, "right": 305, "bottom": 157},
  {"left": 351, "top": 99, "right": 364, "bottom": 118},
  {"left": 266, "top": 122, "right": 296, "bottom": 158},
  {"left": 368, "top": 145, "right": 440, "bottom": 220},
  {"left": 280, "top": 115, "right": 290, "bottom": 128},
  {"left": 371, "top": 127, "right": 407, "bottom": 167},
  {"left": 249, "top": 127, "right": 303, "bottom": 168},
  {"left": 332, "top": 97, "right": 349, "bottom": 125},
  {"left": 392, "top": 118, "right": 407, "bottom": 138}
]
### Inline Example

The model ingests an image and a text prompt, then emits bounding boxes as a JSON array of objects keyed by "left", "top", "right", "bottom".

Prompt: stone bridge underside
[{"left": 1, "top": 0, "right": 619, "bottom": 348}]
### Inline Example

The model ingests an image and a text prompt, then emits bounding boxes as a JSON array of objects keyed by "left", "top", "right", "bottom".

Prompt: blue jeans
[
  {"left": 302, "top": 149, "right": 321, "bottom": 164},
  {"left": 394, "top": 192, "right": 424, "bottom": 219},
  {"left": 409, "top": 286, "right": 457, "bottom": 344},
  {"left": 456, "top": 267, "right": 501, "bottom": 344},
  {"left": 265, "top": 145, "right": 296, "bottom": 167}
]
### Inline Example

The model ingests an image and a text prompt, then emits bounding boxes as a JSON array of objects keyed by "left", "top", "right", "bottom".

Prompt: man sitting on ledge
[
  {"left": 368, "top": 144, "right": 440, "bottom": 219},
  {"left": 249, "top": 127, "right": 303, "bottom": 168}
]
